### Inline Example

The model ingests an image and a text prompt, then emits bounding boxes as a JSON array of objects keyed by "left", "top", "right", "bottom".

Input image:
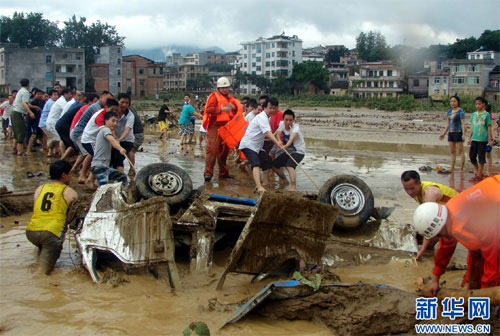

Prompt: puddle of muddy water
[{"left": 0, "top": 124, "right": 492, "bottom": 335}]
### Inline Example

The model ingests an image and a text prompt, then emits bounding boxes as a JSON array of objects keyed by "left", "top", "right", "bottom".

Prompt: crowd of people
[{"left": 1, "top": 79, "right": 144, "bottom": 189}]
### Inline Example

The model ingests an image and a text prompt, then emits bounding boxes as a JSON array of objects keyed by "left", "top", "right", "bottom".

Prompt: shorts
[
  {"left": 81, "top": 142, "right": 94, "bottom": 156},
  {"left": 190, "top": 118, "right": 195, "bottom": 128},
  {"left": 91, "top": 167, "right": 128, "bottom": 187},
  {"left": 448, "top": 132, "right": 463, "bottom": 142},
  {"left": 70, "top": 133, "right": 88, "bottom": 156},
  {"left": 2, "top": 118, "right": 9, "bottom": 130},
  {"left": 469, "top": 141, "right": 487, "bottom": 165},
  {"left": 272, "top": 152, "right": 305, "bottom": 169},
  {"left": 45, "top": 123, "right": 61, "bottom": 141},
  {"left": 11, "top": 111, "right": 26, "bottom": 144},
  {"left": 263, "top": 140, "right": 274, "bottom": 154},
  {"left": 26, "top": 230, "right": 63, "bottom": 274},
  {"left": 110, "top": 141, "right": 134, "bottom": 168},
  {"left": 178, "top": 122, "right": 194, "bottom": 135},
  {"left": 241, "top": 148, "right": 272, "bottom": 170},
  {"left": 132, "top": 133, "right": 144, "bottom": 152},
  {"left": 158, "top": 121, "right": 168, "bottom": 131},
  {"left": 26, "top": 114, "right": 42, "bottom": 138}
]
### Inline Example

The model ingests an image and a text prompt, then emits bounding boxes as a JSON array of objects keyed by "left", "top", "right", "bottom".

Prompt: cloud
[{"left": 1, "top": 0, "right": 498, "bottom": 50}]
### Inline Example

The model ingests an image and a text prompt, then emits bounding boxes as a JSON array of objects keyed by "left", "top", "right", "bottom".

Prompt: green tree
[
  {"left": 0, "top": 12, "right": 60, "bottom": 48},
  {"left": 61, "top": 15, "right": 125, "bottom": 65},
  {"left": 325, "top": 47, "right": 348, "bottom": 63},
  {"left": 290, "top": 61, "right": 330, "bottom": 93},
  {"left": 208, "top": 64, "right": 233, "bottom": 72},
  {"left": 270, "top": 76, "right": 291, "bottom": 95},
  {"left": 247, "top": 74, "right": 271, "bottom": 93},
  {"left": 447, "top": 36, "right": 478, "bottom": 59},
  {"left": 356, "top": 31, "right": 388, "bottom": 61},
  {"left": 477, "top": 30, "right": 500, "bottom": 51}
]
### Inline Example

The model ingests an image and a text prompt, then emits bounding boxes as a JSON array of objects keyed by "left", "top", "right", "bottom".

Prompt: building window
[
  {"left": 46, "top": 55, "right": 52, "bottom": 63},
  {"left": 78, "top": 78, "right": 82, "bottom": 85},
  {"left": 266, "top": 71, "right": 270, "bottom": 76},
  {"left": 266, "top": 43, "right": 270, "bottom": 49},
  {"left": 75, "top": 53, "right": 81, "bottom": 60},
  {"left": 252, "top": 45, "right": 256, "bottom": 50},
  {"left": 256, "top": 44, "right": 262, "bottom": 53},
  {"left": 117, "top": 58, "right": 121, "bottom": 65},
  {"left": 78, "top": 65, "right": 82, "bottom": 71},
  {"left": 117, "top": 47, "right": 121, "bottom": 53},
  {"left": 271, "top": 61, "right": 275, "bottom": 66},
  {"left": 56, "top": 65, "right": 61, "bottom": 72},
  {"left": 66, "top": 65, "right": 74, "bottom": 73},
  {"left": 0, "top": 54, "right": 3, "bottom": 62},
  {"left": 139, "top": 79, "right": 145, "bottom": 86},
  {"left": 389, "top": 82, "right": 394, "bottom": 88},
  {"left": 452, "top": 77, "right": 465, "bottom": 84},
  {"left": 272, "top": 52, "right": 275, "bottom": 57},
  {"left": 139, "top": 69, "right": 144, "bottom": 75},
  {"left": 468, "top": 76, "right": 480, "bottom": 85},
  {"left": 272, "top": 43, "right": 275, "bottom": 48},
  {"left": 387, "top": 70, "right": 393, "bottom": 76},
  {"left": 256, "top": 66, "right": 261, "bottom": 71},
  {"left": 266, "top": 53, "right": 270, "bottom": 58},
  {"left": 118, "top": 69, "right": 121, "bottom": 76},
  {"left": 434, "top": 77, "right": 440, "bottom": 84},
  {"left": 118, "top": 82, "right": 121, "bottom": 88},
  {"left": 292, "top": 51, "right": 295, "bottom": 56},
  {"left": 265, "top": 61, "right": 270, "bottom": 67},
  {"left": 452, "top": 65, "right": 465, "bottom": 73},
  {"left": 1, "top": 70, "right": 3, "bottom": 78},
  {"left": 244, "top": 54, "right": 247, "bottom": 59},
  {"left": 252, "top": 53, "right": 256, "bottom": 58},
  {"left": 62, "top": 53, "right": 68, "bottom": 59},
  {"left": 243, "top": 63, "right": 247, "bottom": 67},
  {"left": 244, "top": 46, "right": 247, "bottom": 50},
  {"left": 413, "top": 79, "right": 420, "bottom": 86},
  {"left": 252, "top": 62, "right": 256, "bottom": 68},
  {"left": 153, "top": 68, "right": 156, "bottom": 74},
  {"left": 443, "top": 77, "right": 447, "bottom": 83},
  {"left": 468, "top": 64, "right": 479, "bottom": 72},
  {"left": 256, "top": 57, "right": 261, "bottom": 62}
]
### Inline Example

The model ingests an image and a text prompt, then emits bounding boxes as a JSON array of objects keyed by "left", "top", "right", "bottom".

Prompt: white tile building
[{"left": 239, "top": 33, "right": 302, "bottom": 94}]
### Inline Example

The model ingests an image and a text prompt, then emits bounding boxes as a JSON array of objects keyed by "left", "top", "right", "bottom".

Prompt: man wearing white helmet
[
  {"left": 201, "top": 77, "right": 242, "bottom": 182},
  {"left": 412, "top": 175, "right": 500, "bottom": 296}
]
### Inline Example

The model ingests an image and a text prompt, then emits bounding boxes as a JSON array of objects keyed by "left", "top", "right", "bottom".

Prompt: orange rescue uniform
[
  {"left": 203, "top": 90, "right": 242, "bottom": 178},
  {"left": 433, "top": 175, "right": 500, "bottom": 288}
]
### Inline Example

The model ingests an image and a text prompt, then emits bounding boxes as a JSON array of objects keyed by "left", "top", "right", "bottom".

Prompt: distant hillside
[{"left": 123, "top": 45, "right": 226, "bottom": 62}]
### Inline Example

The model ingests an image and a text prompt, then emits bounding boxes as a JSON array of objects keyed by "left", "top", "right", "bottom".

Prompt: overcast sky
[{"left": 2, "top": 0, "right": 499, "bottom": 53}]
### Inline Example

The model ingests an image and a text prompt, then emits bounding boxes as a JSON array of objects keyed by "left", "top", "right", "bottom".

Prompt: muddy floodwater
[{"left": 1, "top": 107, "right": 497, "bottom": 335}]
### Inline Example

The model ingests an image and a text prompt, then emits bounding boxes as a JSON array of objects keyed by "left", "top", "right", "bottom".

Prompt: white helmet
[
  {"left": 217, "top": 77, "right": 231, "bottom": 88},
  {"left": 413, "top": 202, "right": 448, "bottom": 239}
]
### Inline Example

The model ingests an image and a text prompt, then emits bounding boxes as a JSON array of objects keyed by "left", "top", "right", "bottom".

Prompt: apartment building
[
  {"left": 350, "top": 62, "right": 404, "bottom": 98},
  {"left": 122, "top": 55, "right": 164, "bottom": 97},
  {"left": 239, "top": 33, "right": 303, "bottom": 94},
  {"left": 88, "top": 45, "right": 123, "bottom": 94},
  {"left": 427, "top": 59, "right": 450, "bottom": 100},
  {"left": 163, "top": 64, "right": 209, "bottom": 92},
  {"left": 0, "top": 45, "right": 85, "bottom": 93},
  {"left": 448, "top": 58, "right": 496, "bottom": 97}
]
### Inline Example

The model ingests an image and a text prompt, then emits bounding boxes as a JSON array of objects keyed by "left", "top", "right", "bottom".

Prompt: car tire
[
  {"left": 318, "top": 175, "right": 374, "bottom": 230},
  {"left": 135, "top": 163, "right": 193, "bottom": 206}
]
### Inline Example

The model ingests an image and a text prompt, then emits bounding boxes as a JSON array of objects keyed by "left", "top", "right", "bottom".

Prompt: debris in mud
[
  {"left": 255, "top": 284, "right": 417, "bottom": 336},
  {"left": 182, "top": 321, "right": 210, "bottom": 336},
  {"left": 100, "top": 270, "right": 129, "bottom": 288}
]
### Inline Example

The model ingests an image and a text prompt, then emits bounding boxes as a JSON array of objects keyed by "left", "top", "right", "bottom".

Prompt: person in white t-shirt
[
  {"left": 239, "top": 98, "right": 284, "bottom": 192},
  {"left": 272, "top": 109, "right": 306, "bottom": 192},
  {"left": 46, "top": 88, "right": 73, "bottom": 156}
]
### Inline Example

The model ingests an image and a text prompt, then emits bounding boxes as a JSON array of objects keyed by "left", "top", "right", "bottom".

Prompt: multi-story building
[
  {"left": 163, "top": 64, "right": 209, "bottom": 92},
  {"left": 408, "top": 70, "right": 429, "bottom": 99},
  {"left": 88, "top": 45, "right": 123, "bottom": 94},
  {"left": 350, "top": 62, "right": 404, "bottom": 98},
  {"left": 166, "top": 51, "right": 237, "bottom": 68},
  {"left": 427, "top": 59, "right": 450, "bottom": 100},
  {"left": 485, "top": 65, "right": 500, "bottom": 104},
  {"left": 448, "top": 58, "right": 496, "bottom": 98},
  {"left": 122, "top": 55, "right": 164, "bottom": 97},
  {"left": 467, "top": 49, "right": 500, "bottom": 64},
  {"left": 0, "top": 45, "right": 85, "bottom": 94},
  {"left": 239, "top": 33, "right": 303, "bottom": 94}
]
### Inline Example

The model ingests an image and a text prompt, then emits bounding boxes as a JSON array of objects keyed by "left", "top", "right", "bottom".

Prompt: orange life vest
[
  {"left": 217, "top": 110, "right": 249, "bottom": 149},
  {"left": 202, "top": 91, "right": 242, "bottom": 129}
]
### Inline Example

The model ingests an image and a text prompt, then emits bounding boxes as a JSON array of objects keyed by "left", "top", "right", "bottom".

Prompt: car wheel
[
  {"left": 318, "top": 175, "right": 374, "bottom": 230},
  {"left": 135, "top": 163, "right": 193, "bottom": 206}
]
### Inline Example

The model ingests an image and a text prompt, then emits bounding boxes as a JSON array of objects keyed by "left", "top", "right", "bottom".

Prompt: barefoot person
[
  {"left": 439, "top": 95, "right": 466, "bottom": 173},
  {"left": 239, "top": 98, "right": 284, "bottom": 192},
  {"left": 26, "top": 160, "right": 78, "bottom": 275},
  {"left": 178, "top": 100, "right": 201, "bottom": 145},
  {"left": 412, "top": 175, "right": 500, "bottom": 295},
  {"left": 400, "top": 170, "right": 458, "bottom": 260},
  {"left": 468, "top": 97, "right": 493, "bottom": 181},
  {"left": 271, "top": 109, "right": 306, "bottom": 192}
]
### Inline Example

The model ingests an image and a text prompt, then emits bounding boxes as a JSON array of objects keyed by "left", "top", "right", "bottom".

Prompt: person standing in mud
[
  {"left": 400, "top": 170, "right": 458, "bottom": 260},
  {"left": 439, "top": 96, "right": 466, "bottom": 173},
  {"left": 239, "top": 98, "right": 284, "bottom": 192},
  {"left": 412, "top": 175, "right": 500, "bottom": 294},
  {"left": 468, "top": 97, "right": 493, "bottom": 181},
  {"left": 202, "top": 77, "right": 242, "bottom": 182},
  {"left": 0, "top": 93, "right": 14, "bottom": 140},
  {"left": 26, "top": 160, "right": 78, "bottom": 275},
  {"left": 11, "top": 78, "right": 35, "bottom": 156},
  {"left": 157, "top": 98, "right": 171, "bottom": 140}
]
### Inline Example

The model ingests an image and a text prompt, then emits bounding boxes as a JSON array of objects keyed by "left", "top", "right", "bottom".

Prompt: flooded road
[{"left": 0, "top": 114, "right": 492, "bottom": 335}]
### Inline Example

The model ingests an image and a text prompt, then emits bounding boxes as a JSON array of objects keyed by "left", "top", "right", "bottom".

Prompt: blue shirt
[
  {"left": 179, "top": 105, "right": 195, "bottom": 125},
  {"left": 447, "top": 108, "right": 465, "bottom": 133},
  {"left": 38, "top": 98, "right": 55, "bottom": 128}
]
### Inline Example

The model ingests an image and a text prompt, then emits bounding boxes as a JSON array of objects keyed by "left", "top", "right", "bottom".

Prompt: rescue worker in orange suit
[
  {"left": 412, "top": 175, "right": 500, "bottom": 296},
  {"left": 202, "top": 77, "right": 242, "bottom": 182}
]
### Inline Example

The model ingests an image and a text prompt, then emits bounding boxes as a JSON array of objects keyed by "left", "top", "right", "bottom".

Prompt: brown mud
[{"left": 1, "top": 107, "right": 498, "bottom": 335}]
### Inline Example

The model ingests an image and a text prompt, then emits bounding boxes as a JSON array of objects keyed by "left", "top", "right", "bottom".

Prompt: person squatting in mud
[
  {"left": 401, "top": 170, "right": 458, "bottom": 260},
  {"left": 26, "top": 160, "right": 78, "bottom": 275},
  {"left": 412, "top": 174, "right": 500, "bottom": 294},
  {"left": 239, "top": 98, "right": 285, "bottom": 192},
  {"left": 270, "top": 109, "right": 306, "bottom": 192}
]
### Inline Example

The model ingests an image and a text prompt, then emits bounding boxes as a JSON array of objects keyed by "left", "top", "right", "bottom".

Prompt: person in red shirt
[
  {"left": 202, "top": 77, "right": 242, "bottom": 182},
  {"left": 412, "top": 175, "right": 500, "bottom": 295}
]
